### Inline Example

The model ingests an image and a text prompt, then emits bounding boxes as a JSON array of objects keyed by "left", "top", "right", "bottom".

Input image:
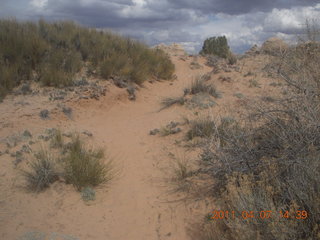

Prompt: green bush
[
  {"left": 200, "top": 36, "right": 230, "bottom": 58},
  {"left": 64, "top": 136, "right": 113, "bottom": 191}
]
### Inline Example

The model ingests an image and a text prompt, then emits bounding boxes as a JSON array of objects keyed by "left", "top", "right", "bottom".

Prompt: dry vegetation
[
  {"left": 0, "top": 19, "right": 175, "bottom": 100},
  {"left": 186, "top": 26, "right": 320, "bottom": 240},
  {"left": 23, "top": 133, "right": 114, "bottom": 192}
]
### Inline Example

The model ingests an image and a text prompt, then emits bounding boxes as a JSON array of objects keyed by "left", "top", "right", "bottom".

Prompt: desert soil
[{"left": 0, "top": 50, "right": 281, "bottom": 240}]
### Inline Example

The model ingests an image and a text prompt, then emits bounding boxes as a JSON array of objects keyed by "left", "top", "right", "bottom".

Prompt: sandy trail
[
  {"left": 68, "top": 56, "right": 212, "bottom": 240},
  {"left": 0, "top": 55, "right": 212, "bottom": 240}
]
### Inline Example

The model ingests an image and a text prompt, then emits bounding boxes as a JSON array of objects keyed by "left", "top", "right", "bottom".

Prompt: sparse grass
[
  {"left": 186, "top": 76, "right": 220, "bottom": 98},
  {"left": 186, "top": 117, "right": 216, "bottom": 140},
  {"left": 63, "top": 136, "right": 113, "bottom": 191},
  {"left": 0, "top": 19, "right": 174, "bottom": 99},
  {"left": 172, "top": 157, "right": 193, "bottom": 181},
  {"left": 166, "top": 151, "right": 198, "bottom": 194},
  {"left": 159, "top": 126, "right": 172, "bottom": 136},
  {"left": 22, "top": 150, "right": 60, "bottom": 192},
  {"left": 160, "top": 96, "right": 185, "bottom": 110},
  {"left": 50, "top": 129, "right": 64, "bottom": 148},
  {"left": 233, "top": 92, "right": 244, "bottom": 98},
  {"left": 248, "top": 79, "right": 261, "bottom": 88}
]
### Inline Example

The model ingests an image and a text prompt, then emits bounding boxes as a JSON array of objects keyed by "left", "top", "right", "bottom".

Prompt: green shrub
[
  {"left": 200, "top": 36, "right": 230, "bottom": 59},
  {"left": 0, "top": 19, "right": 174, "bottom": 99},
  {"left": 64, "top": 136, "right": 113, "bottom": 191}
]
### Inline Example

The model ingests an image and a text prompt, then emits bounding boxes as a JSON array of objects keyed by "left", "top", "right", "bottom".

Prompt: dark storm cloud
[
  {"left": 1, "top": 0, "right": 320, "bottom": 52},
  {"left": 169, "top": 0, "right": 320, "bottom": 14}
]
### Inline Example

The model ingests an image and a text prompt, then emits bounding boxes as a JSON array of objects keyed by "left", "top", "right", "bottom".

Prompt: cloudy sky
[{"left": 1, "top": 0, "right": 320, "bottom": 53}]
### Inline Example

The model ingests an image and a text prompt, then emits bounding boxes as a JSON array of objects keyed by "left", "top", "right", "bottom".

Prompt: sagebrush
[
  {"left": 190, "top": 26, "right": 320, "bottom": 240},
  {"left": 0, "top": 19, "right": 174, "bottom": 100}
]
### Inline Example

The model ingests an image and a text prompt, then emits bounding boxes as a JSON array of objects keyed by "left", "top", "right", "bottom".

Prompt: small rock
[
  {"left": 39, "top": 109, "right": 50, "bottom": 119},
  {"left": 82, "top": 130, "right": 93, "bottom": 137},
  {"left": 81, "top": 187, "right": 96, "bottom": 202},
  {"left": 149, "top": 129, "right": 160, "bottom": 135},
  {"left": 23, "top": 130, "right": 32, "bottom": 139}
]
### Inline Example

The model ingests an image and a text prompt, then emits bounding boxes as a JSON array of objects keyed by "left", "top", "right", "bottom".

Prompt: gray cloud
[
  {"left": 0, "top": 0, "right": 320, "bottom": 53},
  {"left": 169, "top": 0, "right": 319, "bottom": 14}
]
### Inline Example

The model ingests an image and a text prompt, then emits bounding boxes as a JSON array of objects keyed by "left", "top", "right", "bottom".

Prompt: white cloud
[
  {"left": 6, "top": 1, "right": 320, "bottom": 53},
  {"left": 30, "top": 0, "right": 48, "bottom": 9},
  {"left": 263, "top": 6, "right": 320, "bottom": 33}
]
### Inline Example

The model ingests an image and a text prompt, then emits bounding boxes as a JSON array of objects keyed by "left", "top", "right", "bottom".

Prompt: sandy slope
[{"left": 0, "top": 53, "right": 281, "bottom": 240}]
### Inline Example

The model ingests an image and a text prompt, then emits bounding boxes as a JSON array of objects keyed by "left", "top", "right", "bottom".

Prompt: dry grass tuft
[{"left": 64, "top": 136, "right": 114, "bottom": 191}]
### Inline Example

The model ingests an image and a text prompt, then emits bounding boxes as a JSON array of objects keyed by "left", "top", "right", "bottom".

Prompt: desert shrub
[
  {"left": 227, "top": 52, "right": 237, "bottom": 65},
  {"left": 64, "top": 136, "right": 113, "bottom": 191},
  {"left": 50, "top": 129, "right": 64, "bottom": 148},
  {"left": 185, "top": 76, "right": 219, "bottom": 98},
  {"left": 39, "top": 66, "right": 74, "bottom": 87},
  {"left": 0, "top": 19, "right": 174, "bottom": 99},
  {"left": 200, "top": 36, "right": 230, "bottom": 59},
  {"left": 193, "top": 28, "right": 320, "bottom": 239},
  {"left": 22, "top": 150, "right": 60, "bottom": 192},
  {"left": 186, "top": 117, "right": 216, "bottom": 140},
  {"left": 160, "top": 96, "right": 185, "bottom": 110},
  {"left": 248, "top": 79, "right": 261, "bottom": 88}
]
